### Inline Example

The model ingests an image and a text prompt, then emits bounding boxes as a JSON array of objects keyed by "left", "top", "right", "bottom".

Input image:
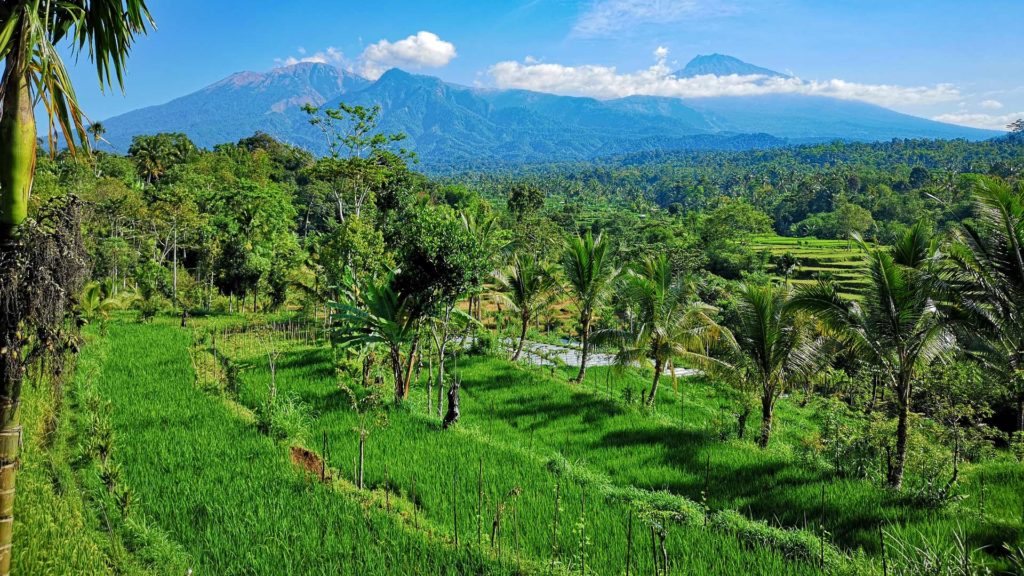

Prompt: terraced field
[
  {"left": 15, "top": 317, "right": 1024, "bottom": 574},
  {"left": 751, "top": 235, "right": 868, "bottom": 297}
]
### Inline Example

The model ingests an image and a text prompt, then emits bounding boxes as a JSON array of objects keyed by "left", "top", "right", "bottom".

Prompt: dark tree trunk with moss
[{"left": 442, "top": 380, "right": 460, "bottom": 429}]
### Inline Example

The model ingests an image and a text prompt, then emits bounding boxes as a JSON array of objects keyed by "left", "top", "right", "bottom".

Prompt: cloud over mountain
[
  {"left": 360, "top": 31, "right": 457, "bottom": 80},
  {"left": 489, "top": 50, "right": 961, "bottom": 109}
]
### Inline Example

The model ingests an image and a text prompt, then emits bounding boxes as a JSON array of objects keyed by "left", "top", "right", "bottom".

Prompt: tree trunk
[
  {"left": 758, "top": 394, "right": 774, "bottom": 449},
  {"left": 645, "top": 360, "right": 663, "bottom": 406},
  {"left": 888, "top": 386, "right": 911, "bottom": 490},
  {"left": 402, "top": 335, "right": 420, "bottom": 400},
  {"left": 0, "top": 52, "right": 35, "bottom": 240},
  {"left": 436, "top": 307, "right": 452, "bottom": 419},
  {"left": 512, "top": 312, "right": 528, "bottom": 361},
  {"left": 737, "top": 404, "right": 751, "bottom": 440},
  {"left": 390, "top": 346, "right": 404, "bottom": 404},
  {"left": 0, "top": 44, "right": 35, "bottom": 576},
  {"left": 172, "top": 226, "right": 178, "bottom": 308},
  {"left": 442, "top": 380, "right": 460, "bottom": 429},
  {"left": 1017, "top": 396, "right": 1024, "bottom": 434},
  {"left": 574, "top": 317, "right": 590, "bottom": 384},
  {"left": 0, "top": 245, "right": 22, "bottom": 576}
]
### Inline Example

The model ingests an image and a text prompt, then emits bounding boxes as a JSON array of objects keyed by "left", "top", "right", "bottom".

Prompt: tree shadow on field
[
  {"left": 276, "top": 349, "right": 335, "bottom": 381},
  {"left": 461, "top": 363, "right": 623, "bottom": 434}
]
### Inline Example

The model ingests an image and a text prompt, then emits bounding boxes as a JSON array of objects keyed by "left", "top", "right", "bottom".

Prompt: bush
[
  {"left": 256, "top": 394, "right": 310, "bottom": 443},
  {"left": 466, "top": 331, "right": 497, "bottom": 356}
]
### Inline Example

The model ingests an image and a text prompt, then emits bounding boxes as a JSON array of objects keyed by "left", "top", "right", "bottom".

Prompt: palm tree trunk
[
  {"left": 512, "top": 312, "right": 528, "bottom": 361},
  {"left": 0, "top": 51, "right": 35, "bottom": 240},
  {"left": 0, "top": 45, "right": 34, "bottom": 576},
  {"left": 574, "top": 317, "right": 590, "bottom": 384},
  {"left": 888, "top": 387, "right": 911, "bottom": 489},
  {"left": 646, "top": 360, "right": 663, "bottom": 406},
  {"left": 758, "top": 394, "right": 774, "bottom": 449}
]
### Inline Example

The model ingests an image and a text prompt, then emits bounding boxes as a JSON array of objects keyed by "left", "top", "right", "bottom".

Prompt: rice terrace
[{"left": 2, "top": 1, "right": 1024, "bottom": 575}]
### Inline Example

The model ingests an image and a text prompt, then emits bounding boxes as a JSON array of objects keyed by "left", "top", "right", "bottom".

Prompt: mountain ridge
[{"left": 97, "top": 58, "right": 1002, "bottom": 170}]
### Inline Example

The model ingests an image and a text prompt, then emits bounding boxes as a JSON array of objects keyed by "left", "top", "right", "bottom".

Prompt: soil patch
[{"left": 289, "top": 445, "right": 324, "bottom": 478}]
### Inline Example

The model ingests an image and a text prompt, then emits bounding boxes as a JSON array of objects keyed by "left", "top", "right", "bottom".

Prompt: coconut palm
[
  {"left": 1, "top": 0, "right": 153, "bottom": 239},
  {"left": 87, "top": 121, "right": 107, "bottom": 145},
  {"left": 562, "top": 231, "right": 618, "bottom": 384},
  {"left": 948, "top": 180, "right": 1024, "bottom": 434},
  {"left": 77, "top": 279, "right": 136, "bottom": 330},
  {"left": 493, "top": 254, "right": 558, "bottom": 361},
  {"left": 713, "top": 284, "right": 822, "bottom": 448},
  {"left": 601, "top": 254, "right": 726, "bottom": 407},
  {"left": 791, "top": 223, "right": 955, "bottom": 489},
  {"left": 331, "top": 273, "right": 417, "bottom": 404},
  {"left": 0, "top": 3, "right": 151, "bottom": 571}
]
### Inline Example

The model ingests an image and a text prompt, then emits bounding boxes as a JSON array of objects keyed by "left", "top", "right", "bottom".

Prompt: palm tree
[
  {"left": 87, "top": 121, "right": 107, "bottom": 146},
  {"left": 713, "top": 284, "right": 822, "bottom": 448},
  {"left": 791, "top": 223, "right": 955, "bottom": 489},
  {"left": 331, "top": 274, "right": 417, "bottom": 404},
  {"left": 0, "top": 0, "right": 152, "bottom": 239},
  {"left": 493, "top": 254, "right": 558, "bottom": 361},
  {"left": 601, "top": 254, "right": 726, "bottom": 407},
  {"left": 948, "top": 180, "right": 1024, "bottom": 434},
  {"left": 0, "top": 3, "right": 152, "bottom": 570},
  {"left": 562, "top": 231, "right": 618, "bottom": 384}
]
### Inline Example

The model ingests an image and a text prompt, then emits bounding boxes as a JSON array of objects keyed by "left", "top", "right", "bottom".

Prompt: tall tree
[
  {"left": 948, "top": 180, "right": 1024, "bottom": 434},
  {"left": 494, "top": 254, "right": 558, "bottom": 362},
  {"left": 714, "top": 284, "right": 821, "bottom": 448},
  {"left": 562, "top": 231, "right": 618, "bottom": 384},
  {"left": 0, "top": 2, "right": 152, "bottom": 572},
  {"left": 601, "top": 254, "right": 726, "bottom": 407},
  {"left": 792, "top": 223, "right": 955, "bottom": 488}
]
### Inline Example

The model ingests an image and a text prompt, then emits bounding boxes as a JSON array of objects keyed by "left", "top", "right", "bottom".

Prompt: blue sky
[{"left": 66, "top": 0, "right": 1024, "bottom": 130}]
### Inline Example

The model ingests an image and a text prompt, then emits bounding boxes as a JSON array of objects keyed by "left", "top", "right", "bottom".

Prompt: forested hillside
[{"left": 9, "top": 109, "right": 1023, "bottom": 573}]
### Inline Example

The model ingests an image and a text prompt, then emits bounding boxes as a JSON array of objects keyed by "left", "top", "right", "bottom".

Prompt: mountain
[
  {"left": 674, "top": 54, "right": 788, "bottom": 78},
  {"left": 99, "top": 59, "right": 1001, "bottom": 170},
  {"left": 99, "top": 62, "right": 368, "bottom": 153}
]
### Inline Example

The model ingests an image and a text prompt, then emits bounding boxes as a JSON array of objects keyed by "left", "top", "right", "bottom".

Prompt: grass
[
  {"left": 14, "top": 314, "right": 1023, "bottom": 574},
  {"left": 16, "top": 319, "right": 534, "bottom": 575},
  {"left": 216, "top": 321, "right": 836, "bottom": 575}
]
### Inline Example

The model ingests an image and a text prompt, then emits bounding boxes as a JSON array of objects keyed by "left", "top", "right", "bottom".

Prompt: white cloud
[
  {"left": 932, "top": 111, "right": 1020, "bottom": 131},
  {"left": 359, "top": 31, "right": 457, "bottom": 80},
  {"left": 487, "top": 53, "right": 962, "bottom": 109},
  {"left": 573, "top": 0, "right": 736, "bottom": 38},
  {"left": 275, "top": 46, "right": 344, "bottom": 67},
  {"left": 654, "top": 46, "right": 669, "bottom": 59},
  {"left": 980, "top": 99, "right": 1004, "bottom": 110}
]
